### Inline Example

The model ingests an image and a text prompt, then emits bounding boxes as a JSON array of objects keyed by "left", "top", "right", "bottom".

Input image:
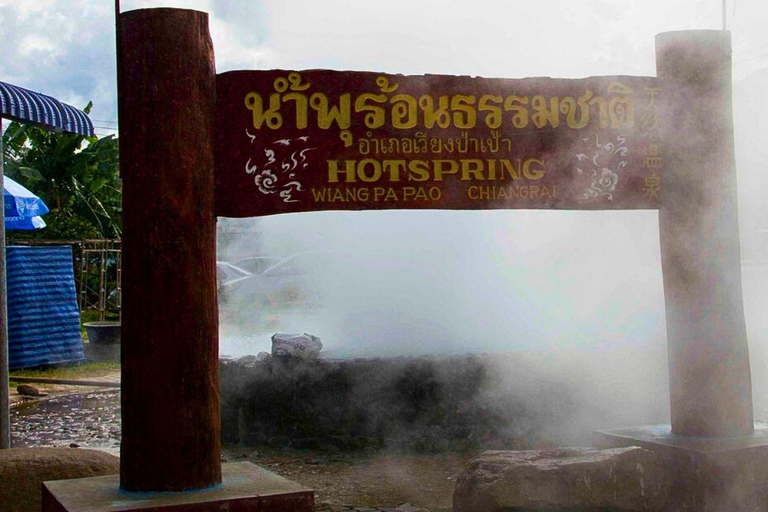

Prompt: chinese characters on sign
[{"left": 214, "top": 70, "right": 664, "bottom": 217}]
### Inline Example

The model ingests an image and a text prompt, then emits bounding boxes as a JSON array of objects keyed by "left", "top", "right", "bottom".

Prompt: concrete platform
[
  {"left": 594, "top": 422, "right": 768, "bottom": 454},
  {"left": 594, "top": 423, "right": 768, "bottom": 511},
  {"left": 42, "top": 462, "right": 313, "bottom": 512}
]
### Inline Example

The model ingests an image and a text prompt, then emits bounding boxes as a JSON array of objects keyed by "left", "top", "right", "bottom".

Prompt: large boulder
[
  {"left": 0, "top": 447, "right": 119, "bottom": 512},
  {"left": 453, "top": 447, "right": 670, "bottom": 512}
]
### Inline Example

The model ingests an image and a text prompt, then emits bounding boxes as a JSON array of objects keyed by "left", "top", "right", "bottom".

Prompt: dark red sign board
[{"left": 214, "top": 70, "right": 664, "bottom": 217}]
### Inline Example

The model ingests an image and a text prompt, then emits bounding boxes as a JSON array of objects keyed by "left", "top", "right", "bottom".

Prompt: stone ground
[
  {"left": 7, "top": 373, "right": 470, "bottom": 512},
  {"left": 222, "top": 447, "right": 469, "bottom": 512}
]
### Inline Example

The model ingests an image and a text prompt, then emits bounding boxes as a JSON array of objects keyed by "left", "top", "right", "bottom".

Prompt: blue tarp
[{"left": 6, "top": 245, "right": 84, "bottom": 369}]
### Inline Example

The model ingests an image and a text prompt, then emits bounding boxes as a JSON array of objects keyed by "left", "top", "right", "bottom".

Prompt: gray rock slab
[{"left": 453, "top": 447, "right": 669, "bottom": 512}]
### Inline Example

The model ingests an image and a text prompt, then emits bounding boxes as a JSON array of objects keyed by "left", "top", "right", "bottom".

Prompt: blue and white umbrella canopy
[
  {"left": 5, "top": 215, "right": 46, "bottom": 231},
  {"left": 3, "top": 176, "right": 49, "bottom": 230}
]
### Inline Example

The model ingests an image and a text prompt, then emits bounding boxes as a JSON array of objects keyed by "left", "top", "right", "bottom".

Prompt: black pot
[{"left": 84, "top": 321, "right": 121, "bottom": 345}]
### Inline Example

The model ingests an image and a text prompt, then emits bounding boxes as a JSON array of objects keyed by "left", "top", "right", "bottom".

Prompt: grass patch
[{"left": 10, "top": 361, "right": 120, "bottom": 381}]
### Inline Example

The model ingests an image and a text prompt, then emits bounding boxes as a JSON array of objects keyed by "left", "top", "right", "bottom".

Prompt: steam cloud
[{"left": 218, "top": 208, "right": 671, "bottom": 437}]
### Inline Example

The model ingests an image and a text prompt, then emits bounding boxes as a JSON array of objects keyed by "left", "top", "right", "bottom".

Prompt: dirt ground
[
  {"left": 9, "top": 376, "right": 475, "bottom": 511},
  {"left": 222, "top": 446, "right": 474, "bottom": 511}
]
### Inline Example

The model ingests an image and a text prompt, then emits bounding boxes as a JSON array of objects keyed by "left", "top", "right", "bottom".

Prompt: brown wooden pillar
[
  {"left": 656, "top": 30, "right": 753, "bottom": 437},
  {"left": 117, "top": 8, "right": 220, "bottom": 491}
]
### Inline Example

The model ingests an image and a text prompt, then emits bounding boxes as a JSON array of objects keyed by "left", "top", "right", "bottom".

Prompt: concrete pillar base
[
  {"left": 42, "top": 462, "right": 313, "bottom": 512},
  {"left": 594, "top": 423, "right": 768, "bottom": 511}
]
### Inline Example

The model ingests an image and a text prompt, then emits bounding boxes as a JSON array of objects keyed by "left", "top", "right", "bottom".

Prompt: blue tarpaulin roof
[
  {"left": 0, "top": 80, "right": 94, "bottom": 136},
  {"left": 6, "top": 245, "right": 84, "bottom": 369}
]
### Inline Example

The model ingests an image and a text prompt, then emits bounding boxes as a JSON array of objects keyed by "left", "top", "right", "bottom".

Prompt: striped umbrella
[{"left": 0, "top": 81, "right": 94, "bottom": 136}]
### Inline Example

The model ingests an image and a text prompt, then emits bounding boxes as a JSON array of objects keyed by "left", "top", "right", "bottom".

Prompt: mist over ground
[
  {"left": 218, "top": 209, "right": 673, "bottom": 435},
  {"left": 218, "top": 210, "right": 666, "bottom": 357}
]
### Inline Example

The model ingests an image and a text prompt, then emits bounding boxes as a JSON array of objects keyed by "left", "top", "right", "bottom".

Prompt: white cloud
[
  {"left": 3, "top": 0, "right": 57, "bottom": 20},
  {"left": 209, "top": 16, "right": 274, "bottom": 71},
  {"left": 17, "top": 34, "right": 61, "bottom": 58},
  {"left": 121, "top": 0, "right": 214, "bottom": 11}
]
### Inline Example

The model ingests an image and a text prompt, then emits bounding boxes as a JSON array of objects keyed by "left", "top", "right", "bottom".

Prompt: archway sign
[
  {"left": 214, "top": 72, "right": 661, "bottom": 215},
  {"left": 113, "top": 7, "right": 752, "bottom": 497}
]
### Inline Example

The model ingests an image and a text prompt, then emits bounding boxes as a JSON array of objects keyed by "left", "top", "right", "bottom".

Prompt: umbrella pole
[{"left": 0, "top": 118, "right": 10, "bottom": 449}]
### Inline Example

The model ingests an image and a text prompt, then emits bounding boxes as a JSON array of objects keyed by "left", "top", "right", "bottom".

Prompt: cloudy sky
[
  {"left": 1, "top": 0, "right": 766, "bottom": 132},
  {"left": 1, "top": 1, "right": 766, "bottom": 378}
]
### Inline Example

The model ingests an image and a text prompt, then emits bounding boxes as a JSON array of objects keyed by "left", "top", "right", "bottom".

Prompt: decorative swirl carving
[{"left": 245, "top": 136, "right": 317, "bottom": 203}]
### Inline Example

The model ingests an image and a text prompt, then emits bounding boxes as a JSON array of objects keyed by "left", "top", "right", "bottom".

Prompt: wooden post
[
  {"left": 117, "top": 8, "right": 220, "bottom": 491},
  {"left": 656, "top": 30, "right": 754, "bottom": 437}
]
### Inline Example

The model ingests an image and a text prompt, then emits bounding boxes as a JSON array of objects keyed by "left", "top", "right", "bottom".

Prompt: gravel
[{"left": 10, "top": 391, "right": 121, "bottom": 451}]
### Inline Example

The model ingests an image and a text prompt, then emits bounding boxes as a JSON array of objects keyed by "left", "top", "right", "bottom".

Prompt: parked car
[
  {"left": 216, "top": 261, "right": 252, "bottom": 287},
  {"left": 218, "top": 252, "right": 328, "bottom": 327},
  {"left": 232, "top": 256, "right": 280, "bottom": 275}
]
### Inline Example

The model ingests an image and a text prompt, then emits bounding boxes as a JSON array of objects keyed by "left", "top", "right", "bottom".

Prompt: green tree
[{"left": 2, "top": 103, "right": 121, "bottom": 239}]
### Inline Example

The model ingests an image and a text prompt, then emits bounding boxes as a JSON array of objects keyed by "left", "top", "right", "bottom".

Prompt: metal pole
[
  {"left": 0, "top": 118, "right": 10, "bottom": 449},
  {"left": 99, "top": 241, "right": 106, "bottom": 320},
  {"left": 722, "top": 0, "right": 727, "bottom": 30}
]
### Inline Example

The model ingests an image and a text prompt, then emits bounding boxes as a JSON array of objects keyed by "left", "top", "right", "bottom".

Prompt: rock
[
  {"left": 16, "top": 384, "right": 43, "bottom": 397},
  {"left": 395, "top": 504, "right": 425, "bottom": 512},
  {"left": 0, "top": 447, "right": 119, "bottom": 512},
  {"left": 237, "top": 354, "right": 257, "bottom": 364},
  {"left": 256, "top": 351, "right": 272, "bottom": 362},
  {"left": 453, "top": 447, "right": 670, "bottom": 512},
  {"left": 271, "top": 332, "right": 322, "bottom": 359}
]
